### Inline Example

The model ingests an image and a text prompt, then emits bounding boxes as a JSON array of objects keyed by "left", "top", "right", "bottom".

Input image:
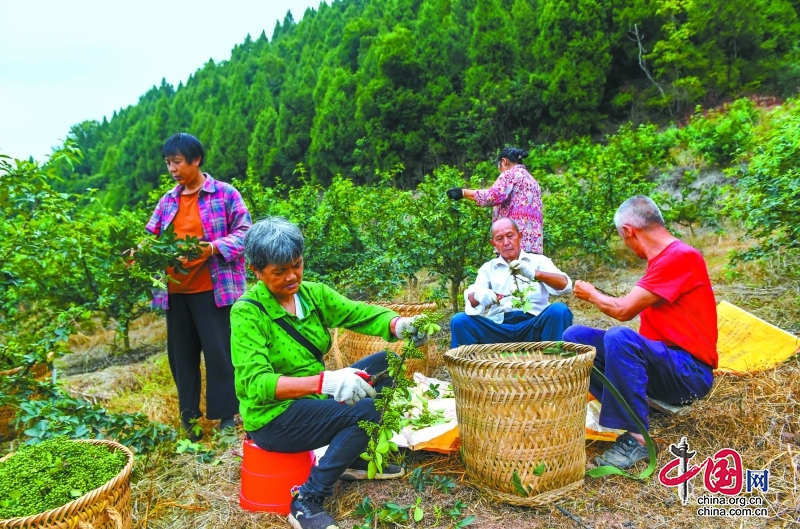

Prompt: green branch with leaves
[
  {"left": 507, "top": 266, "right": 539, "bottom": 313},
  {"left": 357, "top": 312, "right": 441, "bottom": 478}
]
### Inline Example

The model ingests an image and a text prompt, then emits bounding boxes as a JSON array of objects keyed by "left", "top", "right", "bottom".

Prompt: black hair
[
  {"left": 162, "top": 133, "right": 205, "bottom": 167},
  {"left": 494, "top": 147, "right": 528, "bottom": 165}
]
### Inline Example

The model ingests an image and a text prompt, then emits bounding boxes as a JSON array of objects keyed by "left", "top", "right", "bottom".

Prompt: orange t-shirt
[{"left": 167, "top": 191, "right": 213, "bottom": 294}]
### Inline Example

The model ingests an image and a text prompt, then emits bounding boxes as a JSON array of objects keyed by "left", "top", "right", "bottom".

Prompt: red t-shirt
[{"left": 636, "top": 240, "right": 718, "bottom": 368}]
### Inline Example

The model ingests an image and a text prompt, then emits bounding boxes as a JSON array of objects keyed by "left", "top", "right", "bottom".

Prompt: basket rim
[
  {"left": 0, "top": 354, "right": 56, "bottom": 378},
  {"left": 364, "top": 301, "right": 437, "bottom": 311},
  {"left": 444, "top": 341, "right": 596, "bottom": 368},
  {"left": 0, "top": 365, "right": 23, "bottom": 377},
  {"left": 365, "top": 301, "right": 437, "bottom": 306},
  {"left": 0, "top": 439, "right": 134, "bottom": 524}
]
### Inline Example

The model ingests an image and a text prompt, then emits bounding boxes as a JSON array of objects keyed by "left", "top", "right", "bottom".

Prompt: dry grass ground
[
  {"left": 66, "top": 357, "right": 800, "bottom": 529},
  {"left": 49, "top": 227, "right": 800, "bottom": 528}
]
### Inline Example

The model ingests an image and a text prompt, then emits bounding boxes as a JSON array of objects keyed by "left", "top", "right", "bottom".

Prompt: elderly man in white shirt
[{"left": 450, "top": 218, "right": 574, "bottom": 348}]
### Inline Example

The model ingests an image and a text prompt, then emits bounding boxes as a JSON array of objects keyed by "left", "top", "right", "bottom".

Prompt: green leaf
[
  {"left": 456, "top": 515, "right": 476, "bottom": 527},
  {"left": 511, "top": 470, "right": 529, "bottom": 497},
  {"left": 586, "top": 367, "right": 658, "bottom": 481},
  {"left": 533, "top": 461, "right": 546, "bottom": 476},
  {"left": 70, "top": 489, "right": 83, "bottom": 498},
  {"left": 367, "top": 461, "right": 377, "bottom": 479},
  {"left": 414, "top": 505, "right": 424, "bottom": 522}
]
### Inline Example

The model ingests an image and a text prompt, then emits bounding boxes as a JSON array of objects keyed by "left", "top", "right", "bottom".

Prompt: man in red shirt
[{"left": 565, "top": 196, "right": 717, "bottom": 469}]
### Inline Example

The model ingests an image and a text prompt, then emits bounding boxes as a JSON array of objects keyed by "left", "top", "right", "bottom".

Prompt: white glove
[
  {"left": 320, "top": 368, "right": 376, "bottom": 405},
  {"left": 508, "top": 259, "right": 538, "bottom": 281},
  {"left": 472, "top": 288, "right": 499, "bottom": 307},
  {"left": 394, "top": 316, "right": 430, "bottom": 347}
]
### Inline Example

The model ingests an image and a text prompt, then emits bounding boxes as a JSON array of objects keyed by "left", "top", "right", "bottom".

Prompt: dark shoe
[
  {"left": 594, "top": 432, "right": 649, "bottom": 470},
  {"left": 215, "top": 426, "right": 239, "bottom": 446},
  {"left": 218, "top": 416, "right": 236, "bottom": 431},
  {"left": 180, "top": 419, "right": 204, "bottom": 442},
  {"left": 288, "top": 492, "right": 339, "bottom": 529},
  {"left": 340, "top": 458, "right": 405, "bottom": 481}
]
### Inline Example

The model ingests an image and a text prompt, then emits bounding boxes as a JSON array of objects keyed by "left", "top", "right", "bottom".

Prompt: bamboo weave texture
[
  {"left": 444, "top": 341, "right": 596, "bottom": 506},
  {"left": 330, "top": 302, "right": 439, "bottom": 376}
]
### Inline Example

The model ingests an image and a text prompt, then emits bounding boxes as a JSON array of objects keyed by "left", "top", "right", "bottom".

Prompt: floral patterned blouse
[{"left": 474, "top": 164, "right": 543, "bottom": 254}]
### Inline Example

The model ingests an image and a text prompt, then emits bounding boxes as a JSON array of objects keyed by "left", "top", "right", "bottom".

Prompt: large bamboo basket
[
  {"left": 0, "top": 439, "right": 134, "bottom": 529},
  {"left": 329, "top": 302, "right": 440, "bottom": 377},
  {"left": 444, "top": 341, "right": 596, "bottom": 506},
  {"left": 0, "top": 362, "right": 52, "bottom": 441}
]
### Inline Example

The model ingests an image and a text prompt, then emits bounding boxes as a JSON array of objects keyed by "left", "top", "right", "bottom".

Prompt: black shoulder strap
[{"left": 238, "top": 298, "right": 324, "bottom": 365}]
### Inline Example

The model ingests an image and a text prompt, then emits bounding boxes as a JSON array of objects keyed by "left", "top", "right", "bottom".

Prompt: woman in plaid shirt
[{"left": 147, "top": 133, "right": 252, "bottom": 440}]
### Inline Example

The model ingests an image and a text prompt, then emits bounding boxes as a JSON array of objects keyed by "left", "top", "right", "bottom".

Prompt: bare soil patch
[{"left": 58, "top": 312, "right": 166, "bottom": 376}]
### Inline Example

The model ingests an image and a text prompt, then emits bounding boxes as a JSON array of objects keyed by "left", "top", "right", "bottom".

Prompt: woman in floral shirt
[{"left": 447, "top": 147, "right": 543, "bottom": 254}]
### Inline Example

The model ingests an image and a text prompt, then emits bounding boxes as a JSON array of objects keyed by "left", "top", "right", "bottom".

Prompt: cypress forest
[{"left": 53, "top": 0, "right": 800, "bottom": 208}]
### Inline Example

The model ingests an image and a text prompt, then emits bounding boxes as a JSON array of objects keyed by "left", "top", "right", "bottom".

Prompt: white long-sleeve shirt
[{"left": 463, "top": 250, "right": 573, "bottom": 324}]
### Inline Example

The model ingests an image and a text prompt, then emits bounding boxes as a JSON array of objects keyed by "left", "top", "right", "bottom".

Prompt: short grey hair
[
  {"left": 490, "top": 217, "right": 521, "bottom": 237},
  {"left": 613, "top": 195, "right": 665, "bottom": 230},
  {"left": 244, "top": 217, "right": 305, "bottom": 270}
]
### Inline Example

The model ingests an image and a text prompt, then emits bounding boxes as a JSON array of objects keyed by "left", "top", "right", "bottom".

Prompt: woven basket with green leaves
[
  {"left": 0, "top": 439, "right": 133, "bottom": 529},
  {"left": 444, "top": 341, "right": 596, "bottom": 506}
]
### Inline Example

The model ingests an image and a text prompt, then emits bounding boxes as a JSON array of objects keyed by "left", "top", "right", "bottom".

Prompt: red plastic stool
[{"left": 239, "top": 438, "right": 316, "bottom": 514}]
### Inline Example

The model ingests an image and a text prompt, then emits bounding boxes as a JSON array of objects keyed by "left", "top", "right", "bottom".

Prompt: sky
[{"left": 0, "top": 0, "right": 321, "bottom": 161}]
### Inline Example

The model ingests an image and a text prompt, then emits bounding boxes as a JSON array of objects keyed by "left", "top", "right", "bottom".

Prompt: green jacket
[{"left": 230, "top": 280, "right": 398, "bottom": 431}]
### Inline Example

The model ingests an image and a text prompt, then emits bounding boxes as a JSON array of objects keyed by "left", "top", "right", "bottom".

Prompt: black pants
[
  {"left": 166, "top": 291, "right": 238, "bottom": 422},
  {"left": 248, "top": 352, "right": 392, "bottom": 498}
]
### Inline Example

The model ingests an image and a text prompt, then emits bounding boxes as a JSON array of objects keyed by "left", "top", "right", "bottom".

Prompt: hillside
[{"left": 56, "top": 0, "right": 800, "bottom": 208}]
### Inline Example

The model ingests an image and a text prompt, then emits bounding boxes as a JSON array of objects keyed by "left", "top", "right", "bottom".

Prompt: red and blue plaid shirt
[{"left": 146, "top": 174, "right": 252, "bottom": 309}]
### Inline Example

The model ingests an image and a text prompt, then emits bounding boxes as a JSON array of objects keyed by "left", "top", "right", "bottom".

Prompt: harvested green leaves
[{"left": 0, "top": 437, "right": 126, "bottom": 518}]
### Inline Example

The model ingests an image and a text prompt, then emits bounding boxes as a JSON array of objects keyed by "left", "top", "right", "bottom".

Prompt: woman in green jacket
[{"left": 231, "top": 217, "right": 429, "bottom": 529}]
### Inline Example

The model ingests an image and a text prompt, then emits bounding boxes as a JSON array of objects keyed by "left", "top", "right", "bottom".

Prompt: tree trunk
[
  {"left": 117, "top": 318, "right": 131, "bottom": 353},
  {"left": 450, "top": 276, "right": 463, "bottom": 315}
]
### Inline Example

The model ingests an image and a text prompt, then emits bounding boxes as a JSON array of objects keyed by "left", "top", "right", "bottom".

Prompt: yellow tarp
[
  {"left": 716, "top": 300, "right": 800, "bottom": 374},
  {"left": 411, "top": 427, "right": 461, "bottom": 454},
  {"left": 586, "top": 396, "right": 624, "bottom": 442}
]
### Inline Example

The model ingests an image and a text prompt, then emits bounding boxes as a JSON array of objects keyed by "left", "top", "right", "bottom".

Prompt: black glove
[{"left": 446, "top": 188, "right": 464, "bottom": 200}]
